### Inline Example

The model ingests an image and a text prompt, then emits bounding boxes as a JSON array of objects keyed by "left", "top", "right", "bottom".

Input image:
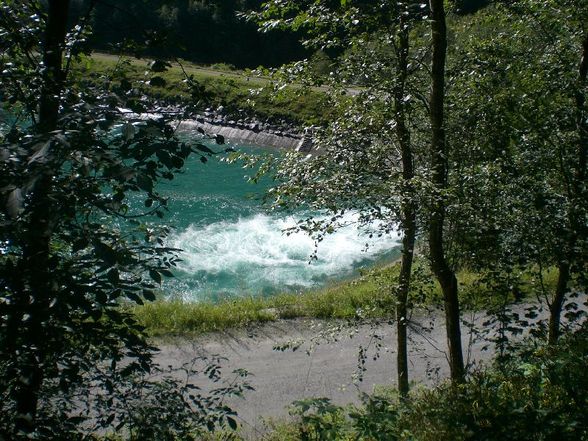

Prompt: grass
[
  {"left": 70, "top": 53, "right": 332, "bottom": 126},
  {"left": 132, "top": 260, "right": 561, "bottom": 338},
  {"left": 133, "top": 264, "right": 399, "bottom": 337}
]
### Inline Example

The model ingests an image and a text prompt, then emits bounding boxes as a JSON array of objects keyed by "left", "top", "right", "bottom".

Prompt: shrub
[{"left": 399, "top": 326, "right": 588, "bottom": 440}]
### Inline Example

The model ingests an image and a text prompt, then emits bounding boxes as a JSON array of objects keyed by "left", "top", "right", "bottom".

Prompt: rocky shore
[
  {"left": 180, "top": 107, "right": 314, "bottom": 152},
  {"left": 147, "top": 105, "right": 315, "bottom": 152}
]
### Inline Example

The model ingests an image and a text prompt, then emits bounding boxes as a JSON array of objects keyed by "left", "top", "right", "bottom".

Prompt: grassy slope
[
  {"left": 133, "top": 261, "right": 559, "bottom": 337},
  {"left": 72, "top": 53, "right": 331, "bottom": 125}
]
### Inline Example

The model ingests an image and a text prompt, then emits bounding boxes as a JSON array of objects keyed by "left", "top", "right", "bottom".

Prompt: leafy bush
[
  {"left": 289, "top": 398, "right": 350, "bottom": 441},
  {"left": 400, "top": 326, "right": 588, "bottom": 441}
]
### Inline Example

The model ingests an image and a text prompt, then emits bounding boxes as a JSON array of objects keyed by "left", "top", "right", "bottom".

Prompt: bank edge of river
[
  {"left": 184, "top": 108, "right": 315, "bottom": 151},
  {"left": 178, "top": 116, "right": 314, "bottom": 152},
  {"left": 134, "top": 104, "right": 315, "bottom": 151}
]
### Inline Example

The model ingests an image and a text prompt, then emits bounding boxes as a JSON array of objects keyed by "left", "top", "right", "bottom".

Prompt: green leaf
[
  {"left": 194, "top": 143, "right": 216, "bottom": 154},
  {"left": 149, "top": 269, "right": 162, "bottom": 284},
  {"left": 137, "top": 174, "right": 153, "bottom": 192},
  {"left": 107, "top": 268, "right": 120, "bottom": 283},
  {"left": 143, "top": 290, "right": 156, "bottom": 301},
  {"left": 149, "top": 59, "right": 172, "bottom": 73},
  {"left": 227, "top": 416, "right": 237, "bottom": 430},
  {"left": 127, "top": 292, "right": 144, "bottom": 305},
  {"left": 160, "top": 269, "right": 174, "bottom": 277}
]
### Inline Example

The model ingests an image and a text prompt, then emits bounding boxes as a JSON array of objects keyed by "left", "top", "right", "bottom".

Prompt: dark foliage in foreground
[{"left": 0, "top": 1, "right": 247, "bottom": 438}]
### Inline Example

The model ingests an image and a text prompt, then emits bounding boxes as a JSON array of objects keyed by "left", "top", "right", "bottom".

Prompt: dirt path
[
  {"left": 153, "top": 308, "right": 497, "bottom": 436},
  {"left": 152, "top": 297, "right": 586, "bottom": 439}
]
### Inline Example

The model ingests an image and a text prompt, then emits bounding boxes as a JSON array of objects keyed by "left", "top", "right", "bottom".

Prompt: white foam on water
[{"left": 167, "top": 211, "right": 401, "bottom": 299}]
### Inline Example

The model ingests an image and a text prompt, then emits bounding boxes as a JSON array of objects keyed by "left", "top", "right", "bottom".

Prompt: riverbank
[
  {"left": 72, "top": 53, "right": 332, "bottom": 131},
  {"left": 123, "top": 102, "right": 314, "bottom": 150},
  {"left": 176, "top": 112, "right": 314, "bottom": 151},
  {"left": 134, "top": 263, "right": 402, "bottom": 337},
  {"left": 133, "top": 262, "right": 560, "bottom": 338}
]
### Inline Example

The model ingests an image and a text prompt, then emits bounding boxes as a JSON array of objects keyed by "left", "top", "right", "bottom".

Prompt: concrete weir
[
  {"left": 177, "top": 118, "right": 314, "bottom": 152},
  {"left": 124, "top": 105, "right": 315, "bottom": 152}
]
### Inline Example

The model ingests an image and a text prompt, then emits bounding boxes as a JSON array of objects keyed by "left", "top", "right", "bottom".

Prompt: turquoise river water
[{"left": 158, "top": 134, "right": 401, "bottom": 301}]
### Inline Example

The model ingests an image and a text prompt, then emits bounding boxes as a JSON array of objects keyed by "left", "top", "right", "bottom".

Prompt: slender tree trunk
[
  {"left": 428, "top": 0, "right": 465, "bottom": 383},
  {"left": 548, "top": 33, "right": 588, "bottom": 344},
  {"left": 393, "top": 18, "right": 416, "bottom": 398},
  {"left": 14, "top": 1, "right": 70, "bottom": 435},
  {"left": 396, "top": 202, "right": 416, "bottom": 397},
  {"left": 38, "top": 0, "right": 70, "bottom": 132},
  {"left": 548, "top": 262, "right": 570, "bottom": 344}
]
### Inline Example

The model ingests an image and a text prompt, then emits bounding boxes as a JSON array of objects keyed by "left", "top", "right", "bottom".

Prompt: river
[
  {"left": 0, "top": 108, "right": 401, "bottom": 301},
  {"left": 156, "top": 130, "right": 401, "bottom": 301}
]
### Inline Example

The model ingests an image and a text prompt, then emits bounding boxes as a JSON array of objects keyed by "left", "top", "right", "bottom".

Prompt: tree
[
  {"left": 524, "top": 0, "right": 588, "bottom": 344},
  {"left": 393, "top": 5, "right": 418, "bottom": 397},
  {"left": 249, "top": 0, "right": 432, "bottom": 395},
  {"left": 427, "top": 0, "right": 465, "bottom": 382},
  {"left": 444, "top": 0, "right": 587, "bottom": 347},
  {"left": 0, "top": 1, "right": 241, "bottom": 437}
]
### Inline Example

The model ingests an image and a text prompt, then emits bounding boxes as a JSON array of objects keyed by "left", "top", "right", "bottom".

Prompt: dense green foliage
[
  {"left": 445, "top": 0, "right": 588, "bottom": 345},
  {"left": 1, "top": 0, "right": 587, "bottom": 439},
  {"left": 248, "top": 0, "right": 587, "bottom": 371},
  {"left": 0, "top": 1, "right": 245, "bottom": 438}
]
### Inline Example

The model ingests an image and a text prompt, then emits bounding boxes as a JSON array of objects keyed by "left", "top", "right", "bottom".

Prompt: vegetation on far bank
[
  {"left": 71, "top": 53, "right": 332, "bottom": 126},
  {"left": 133, "top": 261, "right": 561, "bottom": 337}
]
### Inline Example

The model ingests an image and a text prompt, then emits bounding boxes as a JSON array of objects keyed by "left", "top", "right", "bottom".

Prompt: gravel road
[
  {"left": 152, "top": 299, "right": 585, "bottom": 437},
  {"left": 154, "top": 309, "right": 493, "bottom": 435}
]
